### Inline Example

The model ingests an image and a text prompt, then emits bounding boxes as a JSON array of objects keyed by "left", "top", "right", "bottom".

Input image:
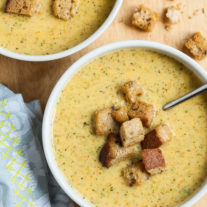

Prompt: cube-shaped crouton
[
  {"left": 53, "top": 0, "right": 79, "bottom": 20},
  {"left": 165, "top": 6, "right": 180, "bottom": 24},
  {"left": 142, "top": 149, "right": 166, "bottom": 175},
  {"left": 70, "top": 0, "right": 79, "bottom": 16},
  {"left": 112, "top": 106, "right": 129, "bottom": 123},
  {"left": 5, "top": 0, "right": 40, "bottom": 16},
  {"left": 185, "top": 32, "right": 207, "bottom": 60},
  {"left": 120, "top": 118, "right": 144, "bottom": 147},
  {"left": 95, "top": 108, "right": 119, "bottom": 136},
  {"left": 123, "top": 162, "right": 149, "bottom": 186},
  {"left": 121, "top": 81, "right": 143, "bottom": 103},
  {"left": 141, "top": 124, "right": 173, "bottom": 149},
  {"left": 99, "top": 134, "right": 141, "bottom": 168},
  {"left": 132, "top": 5, "right": 159, "bottom": 32},
  {"left": 128, "top": 100, "right": 155, "bottom": 128}
]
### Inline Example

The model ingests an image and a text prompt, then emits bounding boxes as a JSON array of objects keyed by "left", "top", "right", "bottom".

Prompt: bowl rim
[
  {"left": 42, "top": 40, "right": 207, "bottom": 207},
  {"left": 0, "top": 0, "right": 122, "bottom": 62}
]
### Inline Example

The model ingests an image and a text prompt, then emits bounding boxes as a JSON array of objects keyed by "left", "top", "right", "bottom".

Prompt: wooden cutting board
[{"left": 0, "top": 0, "right": 207, "bottom": 206}]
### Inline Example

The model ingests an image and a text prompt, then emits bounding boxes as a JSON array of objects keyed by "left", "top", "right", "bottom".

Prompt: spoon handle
[{"left": 163, "top": 83, "right": 207, "bottom": 110}]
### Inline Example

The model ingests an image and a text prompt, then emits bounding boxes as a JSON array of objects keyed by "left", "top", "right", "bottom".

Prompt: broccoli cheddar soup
[
  {"left": 0, "top": 0, "right": 115, "bottom": 55},
  {"left": 53, "top": 49, "right": 207, "bottom": 207}
]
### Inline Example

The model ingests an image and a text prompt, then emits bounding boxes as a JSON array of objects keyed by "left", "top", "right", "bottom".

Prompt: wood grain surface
[{"left": 0, "top": 0, "right": 207, "bottom": 206}]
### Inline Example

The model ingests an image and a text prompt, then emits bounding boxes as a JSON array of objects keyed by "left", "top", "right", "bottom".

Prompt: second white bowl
[
  {"left": 43, "top": 40, "right": 207, "bottom": 207},
  {"left": 0, "top": 0, "right": 122, "bottom": 62}
]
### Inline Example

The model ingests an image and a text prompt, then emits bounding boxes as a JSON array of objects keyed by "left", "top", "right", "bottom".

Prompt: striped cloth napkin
[{"left": 0, "top": 84, "right": 74, "bottom": 207}]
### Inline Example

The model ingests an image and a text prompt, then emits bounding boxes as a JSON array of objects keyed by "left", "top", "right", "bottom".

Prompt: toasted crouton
[
  {"left": 70, "top": 0, "right": 78, "bottom": 16},
  {"left": 123, "top": 162, "right": 149, "bottom": 186},
  {"left": 120, "top": 118, "right": 144, "bottom": 148},
  {"left": 142, "top": 149, "right": 166, "bottom": 175},
  {"left": 141, "top": 124, "right": 173, "bottom": 149},
  {"left": 132, "top": 5, "right": 159, "bottom": 32},
  {"left": 185, "top": 32, "right": 207, "bottom": 60},
  {"left": 99, "top": 134, "right": 141, "bottom": 168},
  {"left": 128, "top": 100, "right": 155, "bottom": 128},
  {"left": 165, "top": 6, "right": 180, "bottom": 24},
  {"left": 5, "top": 0, "right": 40, "bottom": 16},
  {"left": 53, "top": 0, "right": 79, "bottom": 20},
  {"left": 112, "top": 106, "right": 129, "bottom": 123},
  {"left": 95, "top": 108, "right": 119, "bottom": 136},
  {"left": 121, "top": 81, "right": 143, "bottom": 103}
]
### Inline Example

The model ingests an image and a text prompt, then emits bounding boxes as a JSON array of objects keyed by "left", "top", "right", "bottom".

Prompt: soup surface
[
  {"left": 53, "top": 49, "right": 207, "bottom": 207},
  {"left": 0, "top": 0, "right": 114, "bottom": 55}
]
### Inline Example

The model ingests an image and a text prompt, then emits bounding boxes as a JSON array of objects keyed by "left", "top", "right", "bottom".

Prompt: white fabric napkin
[{"left": 0, "top": 84, "right": 74, "bottom": 207}]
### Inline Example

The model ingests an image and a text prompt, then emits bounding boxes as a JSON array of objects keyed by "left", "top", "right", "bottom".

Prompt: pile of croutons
[
  {"left": 132, "top": 5, "right": 207, "bottom": 61},
  {"left": 4, "top": 0, "right": 79, "bottom": 20},
  {"left": 95, "top": 81, "right": 173, "bottom": 186},
  {"left": 131, "top": 4, "right": 180, "bottom": 32}
]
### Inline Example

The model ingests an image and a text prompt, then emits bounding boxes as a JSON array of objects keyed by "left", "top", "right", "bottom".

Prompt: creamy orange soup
[
  {"left": 53, "top": 49, "right": 207, "bottom": 207},
  {"left": 0, "top": 0, "right": 115, "bottom": 55}
]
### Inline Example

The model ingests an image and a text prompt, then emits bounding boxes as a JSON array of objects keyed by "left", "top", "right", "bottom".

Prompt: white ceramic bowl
[
  {"left": 43, "top": 40, "right": 207, "bottom": 207},
  {"left": 0, "top": 0, "right": 122, "bottom": 62}
]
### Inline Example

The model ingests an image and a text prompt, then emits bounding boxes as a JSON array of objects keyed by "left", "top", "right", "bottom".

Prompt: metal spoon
[{"left": 163, "top": 83, "right": 207, "bottom": 110}]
